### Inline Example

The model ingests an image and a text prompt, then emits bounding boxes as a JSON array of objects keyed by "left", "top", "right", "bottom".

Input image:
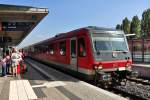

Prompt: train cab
[{"left": 86, "top": 27, "right": 132, "bottom": 85}]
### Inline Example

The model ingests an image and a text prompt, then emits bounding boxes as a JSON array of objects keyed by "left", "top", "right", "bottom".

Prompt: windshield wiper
[
  {"left": 95, "top": 50, "right": 100, "bottom": 55},
  {"left": 114, "top": 50, "right": 128, "bottom": 53}
]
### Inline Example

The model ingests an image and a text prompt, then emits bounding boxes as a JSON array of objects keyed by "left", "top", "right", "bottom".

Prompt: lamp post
[
  {"left": 126, "top": 33, "right": 135, "bottom": 62},
  {"left": 142, "top": 33, "right": 144, "bottom": 63},
  {"left": 131, "top": 36, "right": 134, "bottom": 61}
]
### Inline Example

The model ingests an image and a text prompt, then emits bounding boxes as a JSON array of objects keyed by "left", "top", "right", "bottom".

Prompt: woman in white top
[{"left": 11, "top": 48, "right": 21, "bottom": 77}]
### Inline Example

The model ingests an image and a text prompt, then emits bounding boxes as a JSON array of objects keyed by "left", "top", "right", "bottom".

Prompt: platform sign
[{"left": 2, "top": 22, "right": 34, "bottom": 31}]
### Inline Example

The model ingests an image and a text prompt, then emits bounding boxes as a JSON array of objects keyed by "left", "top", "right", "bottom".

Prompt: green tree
[
  {"left": 122, "top": 17, "right": 130, "bottom": 34},
  {"left": 116, "top": 24, "right": 121, "bottom": 30},
  {"left": 141, "top": 9, "right": 150, "bottom": 36},
  {"left": 130, "top": 15, "right": 141, "bottom": 38}
]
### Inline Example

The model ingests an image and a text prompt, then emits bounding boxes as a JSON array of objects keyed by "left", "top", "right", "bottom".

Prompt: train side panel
[
  {"left": 27, "top": 29, "right": 94, "bottom": 79},
  {"left": 77, "top": 33, "right": 94, "bottom": 77}
]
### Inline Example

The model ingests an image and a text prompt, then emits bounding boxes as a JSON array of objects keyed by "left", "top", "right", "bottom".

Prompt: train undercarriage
[{"left": 93, "top": 68, "right": 138, "bottom": 88}]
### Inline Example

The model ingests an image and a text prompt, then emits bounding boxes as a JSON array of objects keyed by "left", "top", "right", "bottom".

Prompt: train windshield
[{"left": 93, "top": 32, "right": 128, "bottom": 52}]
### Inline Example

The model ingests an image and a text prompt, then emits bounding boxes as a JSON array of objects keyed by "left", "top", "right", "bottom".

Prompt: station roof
[{"left": 0, "top": 4, "right": 48, "bottom": 47}]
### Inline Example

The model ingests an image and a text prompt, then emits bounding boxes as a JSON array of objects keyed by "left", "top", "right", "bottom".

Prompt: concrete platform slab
[
  {"left": 25, "top": 58, "right": 127, "bottom": 100},
  {"left": 0, "top": 58, "right": 127, "bottom": 100}
]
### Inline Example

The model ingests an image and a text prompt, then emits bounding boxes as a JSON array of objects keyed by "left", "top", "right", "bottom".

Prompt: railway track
[
  {"left": 127, "top": 77, "right": 150, "bottom": 85},
  {"left": 111, "top": 87, "right": 145, "bottom": 100},
  {"left": 111, "top": 79, "right": 150, "bottom": 100},
  {"left": 88, "top": 79, "right": 150, "bottom": 100},
  {"left": 93, "top": 78, "right": 150, "bottom": 100}
]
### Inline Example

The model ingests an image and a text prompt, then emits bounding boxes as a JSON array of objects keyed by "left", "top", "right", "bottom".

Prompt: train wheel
[
  {"left": 120, "top": 79, "right": 127, "bottom": 86},
  {"left": 103, "top": 83, "right": 109, "bottom": 89},
  {"left": 95, "top": 81, "right": 109, "bottom": 89}
]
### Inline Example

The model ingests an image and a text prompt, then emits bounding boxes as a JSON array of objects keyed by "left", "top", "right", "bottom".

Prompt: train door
[{"left": 70, "top": 38, "right": 77, "bottom": 71}]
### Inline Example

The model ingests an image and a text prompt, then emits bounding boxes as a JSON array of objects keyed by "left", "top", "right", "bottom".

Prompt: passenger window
[
  {"left": 43, "top": 46, "right": 47, "bottom": 53},
  {"left": 45, "top": 46, "right": 49, "bottom": 54},
  {"left": 78, "top": 38, "right": 86, "bottom": 57},
  {"left": 34, "top": 47, "right": 36, "bottom": 53},
  {"left": 40, "top": 47, "right": 43, "bottom": 53},
  {"left": 59, "top": 41, "right": 66, "bottom": 56},
  {"left": 49, "top": 45, "right": 54, "bottom": 55}
]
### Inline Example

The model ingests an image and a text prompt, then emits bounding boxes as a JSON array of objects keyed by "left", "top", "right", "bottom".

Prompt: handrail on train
[{"left": 125, "top": 34, "right": 135, "bottom": 37}]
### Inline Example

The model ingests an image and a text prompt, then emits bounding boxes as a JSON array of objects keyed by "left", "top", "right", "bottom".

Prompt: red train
[{"left": 25, "top": 26, "right": 133, "bottom": 87}]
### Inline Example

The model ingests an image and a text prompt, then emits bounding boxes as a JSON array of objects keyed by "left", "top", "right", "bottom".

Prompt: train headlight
[
  {"left": 94, "top": 64, "right": 103, "bottom": 70},
  {"left": 94, "top": 66, "right": 98, "bottom": 69},
  {"left": 126, "top": 63, "right": 131, "bottom": 70},
  {"left": 98, "top": 65, "right": 103, "bottom": 70}
]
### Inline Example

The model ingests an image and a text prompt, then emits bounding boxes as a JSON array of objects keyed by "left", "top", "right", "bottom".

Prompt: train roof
[
  {"left": 25, "top": 26, "right": 123, "bottom": 48},
  {"left": 86, "top": 26, "right": 116, "bottom": 31},
  {"left": 85, "top": 26, "right": 123, "bottom": 33}
]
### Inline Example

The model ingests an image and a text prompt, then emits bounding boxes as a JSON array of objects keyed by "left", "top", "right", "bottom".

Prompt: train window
[
  {"left": 35, "top": 47, "right": 38, "bottom": 53},
  {"left": 78, "top": 38, "right": 86, "bottom": 57},
  {"left": 45, "top": 46, "right": 49, "bottom": 54},
  {"left": 39, "top": 46, "right": 43, "bottom": 53},
  {"left": 49, "top": 45, "right": 54, "bottom": 55},
  {"left": 59, "top": 41, "right": 66, "bottom": 56},
  {"left": 43, "top": 46, "right": 46, "bottom": 53},
  {"left": 71, "top": 39, "right": 76, "bottom": 58}
]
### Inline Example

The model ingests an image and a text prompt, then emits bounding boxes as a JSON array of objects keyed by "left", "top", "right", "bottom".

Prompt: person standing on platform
[
  {"left": 11, "top": 48, "right": 20, "bottom": 77},
  {"left": 19, "top": 49, "right": 24, "bottom": 60},
  {"left": 6, "top": 50, "right": 11, "bottom": 75},
  {"left": 0, "top": 53, "right": 7, "bottom": 77}
]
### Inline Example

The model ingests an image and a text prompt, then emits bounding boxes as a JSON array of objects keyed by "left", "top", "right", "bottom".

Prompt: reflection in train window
[{"left": 59, "top": 41, "right": 66, "bottom": 56}]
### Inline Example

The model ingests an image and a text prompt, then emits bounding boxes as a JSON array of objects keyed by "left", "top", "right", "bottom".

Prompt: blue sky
[{"left": 0, "top": 0, "right": 149, "bottom": 48}]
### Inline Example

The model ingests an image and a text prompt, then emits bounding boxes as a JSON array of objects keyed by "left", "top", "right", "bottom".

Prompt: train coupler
[{"left": 96, "top": 71, "right": 111, "bottom": 81}]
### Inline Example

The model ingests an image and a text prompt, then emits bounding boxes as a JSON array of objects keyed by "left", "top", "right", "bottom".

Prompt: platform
[
  {"left": 0, "top": 4, "right": 48, "bottom": 47},
  {"left": 0, "top": 59, "right": 127, "bottom": 100}
]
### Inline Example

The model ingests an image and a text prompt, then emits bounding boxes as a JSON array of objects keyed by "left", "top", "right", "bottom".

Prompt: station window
[
  {"left": 78, "top": 38, "right": 86, "bottom": 57},
  {"left": 59, "top": 41, "right": 66, "bottom": 56}
]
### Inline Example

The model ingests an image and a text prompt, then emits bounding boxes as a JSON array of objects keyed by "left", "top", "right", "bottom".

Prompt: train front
[{"left": 91, "top": 30, "right": 134, "bottom": 86}]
